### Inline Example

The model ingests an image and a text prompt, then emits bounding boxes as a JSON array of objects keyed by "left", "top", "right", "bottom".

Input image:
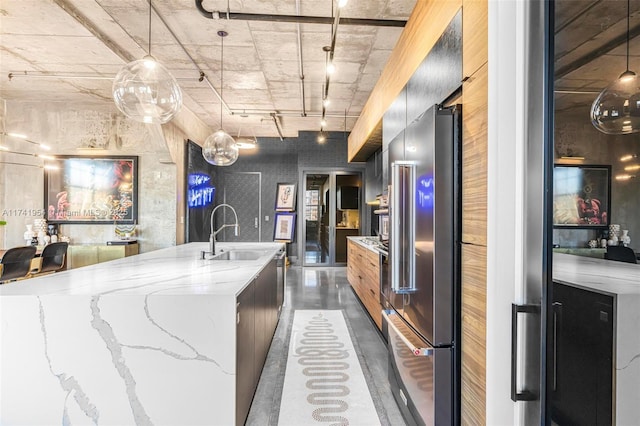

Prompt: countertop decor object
[
  {"left": 112, "top": 0, "right": 182, "bottom": 124},
  {"left": 0, "top": 242, "right": 284, "bottom": 425}
]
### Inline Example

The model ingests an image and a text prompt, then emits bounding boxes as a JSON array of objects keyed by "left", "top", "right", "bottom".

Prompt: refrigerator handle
[
  {"left": 511, "top": 303, "right": 540, "bottom": 402},
  {"left": 406, "top": 163, "right": 416, "bottom": 292},
  {"left": 390, "top": 161, "right": 417, "bottom": 294},
  {"left": 382, "top": 310, "right": 433, "bottom": 356},
  {"left": 391, "top": 162, "right": 401, "bottom": 292}
]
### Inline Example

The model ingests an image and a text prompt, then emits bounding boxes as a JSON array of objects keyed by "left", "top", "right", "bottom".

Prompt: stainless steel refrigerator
[{"left": 381, "top": 104, "right": 461, "bottom": 426}]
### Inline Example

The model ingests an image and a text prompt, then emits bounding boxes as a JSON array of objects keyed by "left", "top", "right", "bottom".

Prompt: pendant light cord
[
  {"left": 148, "top": 0, "right": 152, "bottom": 56},
  {"left": 627, "top": 0, "right": 630, "bottom": 71},
  {"left": 220, "top": 32, "right": 224, "bottom": 128}
]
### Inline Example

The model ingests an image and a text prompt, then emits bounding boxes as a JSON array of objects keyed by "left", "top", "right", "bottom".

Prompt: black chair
[
  {"left": 605, "top": 245, "right": 638, "bottom": 264},
  {"left": 31, "top": 242, "right": 68, "bottom": 275},
  {"left": 0, "top": 246, "right": 37, "bottom": 283}
]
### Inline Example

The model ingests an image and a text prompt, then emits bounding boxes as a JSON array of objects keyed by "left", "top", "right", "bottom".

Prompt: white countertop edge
[{"left": 0, "top": 242, "right": 285, "bottom": 297}]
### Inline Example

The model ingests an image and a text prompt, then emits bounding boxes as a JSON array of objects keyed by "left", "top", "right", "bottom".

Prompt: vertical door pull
[
  {"left": 254, "top": 217, "right": 258, "bottom": 228},
  {"left": 552, "top": 302, "right": 562, "bottom": 391},
  {"left": 511, "top": 303, "right": 540, "bottom": 402}
]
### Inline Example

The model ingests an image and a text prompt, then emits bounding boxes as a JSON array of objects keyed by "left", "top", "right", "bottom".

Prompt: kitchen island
[
  {"left": 0, "top": 242, "right": 284, "bottom": 426},
  {"left": 553, "top": 253, "right": 640, "bottom": 425}
]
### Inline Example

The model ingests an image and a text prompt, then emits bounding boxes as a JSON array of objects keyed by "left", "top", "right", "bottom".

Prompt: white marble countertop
[
  {"left": 0, "top": 242, "right": 284, "bottom": 297},
  {"left": 0, "top": 241, "right": 285, "bottom": 425},
  {"left": 553, "top": 253, "right": 640, "bottom": 296}
]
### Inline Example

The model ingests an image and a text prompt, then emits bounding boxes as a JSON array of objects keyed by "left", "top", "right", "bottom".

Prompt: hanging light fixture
[
  {"left": 203, "top": 31, "right": 239, "bottom": 166},
  {"left": 591, "top": 0, "right": 640, "bottom": 134},
  {"left": 112, "top": 0, "right": 182, "bottom": 124}
]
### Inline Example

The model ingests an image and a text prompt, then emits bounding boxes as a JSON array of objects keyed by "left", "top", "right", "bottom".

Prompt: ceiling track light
[
  {"left": 112, "top": 0, "right": 182, "bottom": 124},
  {"left": 203, "top": 31, "right": 239, "bottom": 166},
  {"left": 591, "top": 0, "right": 640, "bottom": 134},
  {"left": 318, "top": 0, "right": 344, "bottom": 137}
]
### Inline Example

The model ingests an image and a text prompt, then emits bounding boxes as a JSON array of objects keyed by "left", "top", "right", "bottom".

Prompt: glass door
[{"left": 303, "top": 171, "right": 362, "bottom": 266}]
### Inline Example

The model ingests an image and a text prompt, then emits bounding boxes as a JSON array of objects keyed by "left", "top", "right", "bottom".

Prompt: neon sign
[{"left": 188, "top": 173, "right": 215, "bottom": 208}]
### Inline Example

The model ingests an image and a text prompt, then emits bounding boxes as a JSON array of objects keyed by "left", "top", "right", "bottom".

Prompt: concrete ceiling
[
  {"left": 0, "top": 0, "right": 415, "bottom": 138},
  {"left": 555, "top": 0, "right": 640, "bottom": 112}
]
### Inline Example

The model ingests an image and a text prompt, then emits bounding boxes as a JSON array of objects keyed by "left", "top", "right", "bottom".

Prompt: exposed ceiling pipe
[
  {"left": 237, "top": 109, "right": 359, "bottom": 118},
  {"left": 270, "top": 113, "right": 284, "bottom": 141},
  {"left": 295, "top": 0, "right": 307, "bottom": 117},
  {"left": 194, "top": 1, "right": 406, "bottom": 27}
]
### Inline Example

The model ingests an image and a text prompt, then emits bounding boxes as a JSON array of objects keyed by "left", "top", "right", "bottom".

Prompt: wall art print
[
  {"left": 44, "top": 156, "right": 138, "bottom": 224},
  {"left": 553, "top": 164, "right": 611, "bottom": 228},
  {"left": 275, "top": 182, "right": 297, "bottom": 211}
]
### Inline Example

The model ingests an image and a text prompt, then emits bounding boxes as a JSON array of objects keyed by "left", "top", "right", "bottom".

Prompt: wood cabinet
[
  {"left": 551, "top": 282, "right": 613, "bottom": 426},
  {"left": 235, "top": 258, "right": 279, "bottom": 426},
  {"left": 66, "top": 243, "right": 139, "bottom": 269},
  {"left": 347, "top": 239, "right": 382, "bottom": 330}
]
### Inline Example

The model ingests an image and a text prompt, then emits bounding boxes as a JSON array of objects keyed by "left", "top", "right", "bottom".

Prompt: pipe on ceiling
[
  {"left": 194, "top": 0, "right": 406, "bottom": 27},
  {"left": 270, "top": 113, "right": 284, "bottom": 141},
  {"left": 296, "top": 0, "right": 307, "bottom": 117}
]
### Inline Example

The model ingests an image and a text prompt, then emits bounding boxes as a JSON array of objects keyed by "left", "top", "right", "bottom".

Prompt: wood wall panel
[
  {"left": 461, "top": 243, "right": 487, "bottom": 426},
  {"left": 461, "top": 63, "right": 488, "bottom": 246},
  {"left": 462, "top": 0, "right": 488, "bottom": 78},
  {"left": 348, "top": 0, "right": 462, "bottom": 162}
]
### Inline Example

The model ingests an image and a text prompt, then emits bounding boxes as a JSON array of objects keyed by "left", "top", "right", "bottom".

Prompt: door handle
[
  {"left": 254, "top": 217, "right": 258, "bottom": 228},
  {"left": 552, "top": 302, "right": 562, "bottom": 392},
  {"left": 511, "top": 303, "right": 540, "bottom": 402}
]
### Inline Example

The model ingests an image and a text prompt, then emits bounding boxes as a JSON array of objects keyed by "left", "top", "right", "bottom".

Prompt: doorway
[
  {"left": 220, "top": 172, "right": 262, "bottom": 242},
  {"left": 302, "top": 171, "right": 362, "bottom": 266}
]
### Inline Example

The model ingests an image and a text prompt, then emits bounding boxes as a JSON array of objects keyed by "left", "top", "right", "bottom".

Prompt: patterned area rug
[{"left": 278, "top": 310, "right": 381, "bottom": 426}]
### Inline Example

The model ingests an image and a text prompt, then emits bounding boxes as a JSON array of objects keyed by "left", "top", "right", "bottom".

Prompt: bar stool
[
  {"left": 30, "top": 242, "right": 69, "bottom": 276},
  {"left": 0, "top": 246, "right": 37, "bottom": 284}
]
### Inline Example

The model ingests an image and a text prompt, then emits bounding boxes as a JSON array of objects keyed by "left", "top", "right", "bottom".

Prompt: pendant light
[
  {"left": 203, "top": 31, "right": 239, "bottom": 166},
  {"left": 112, "top": 0, "right": 182, "bottom": 124},
  {"left": 591, "top": 0, "right": 640, "bottom": 134}
]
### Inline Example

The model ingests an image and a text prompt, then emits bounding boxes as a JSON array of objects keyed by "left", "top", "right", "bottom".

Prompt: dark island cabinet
[
  {"left": 551, "top": 282, "right": 614, "bottom": 426},
  {"left": 236, "top": 257, "right": 279, "bottom": 426}
]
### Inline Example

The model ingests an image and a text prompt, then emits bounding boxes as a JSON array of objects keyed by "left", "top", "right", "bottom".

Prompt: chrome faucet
[{"left": 209, "top": 203, "right": 239, "bottom": 255}]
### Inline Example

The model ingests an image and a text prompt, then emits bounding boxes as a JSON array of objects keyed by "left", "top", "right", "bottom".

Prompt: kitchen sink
[{"left": 211, "top": 249, "right": 269, "bottom": 261}]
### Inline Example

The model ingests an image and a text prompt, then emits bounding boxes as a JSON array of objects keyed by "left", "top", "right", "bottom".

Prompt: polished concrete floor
[{"left": 246, "top": 266, "right": 407, "bottom": 426}]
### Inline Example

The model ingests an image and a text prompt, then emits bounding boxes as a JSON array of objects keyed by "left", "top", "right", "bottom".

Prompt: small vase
[
  {"left": 37, "top": 231, "right": 47, "bottom": 246},
  {"left": 24, "top": 224, "right": 36, "bottom": 246},
  {"left": 621, "top": 230, "right": 631, "bottom": 246}
]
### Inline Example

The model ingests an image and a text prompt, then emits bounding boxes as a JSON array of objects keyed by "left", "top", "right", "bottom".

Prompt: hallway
[{"left": 246, "top": 266, "right": 406, "bottom": 426}]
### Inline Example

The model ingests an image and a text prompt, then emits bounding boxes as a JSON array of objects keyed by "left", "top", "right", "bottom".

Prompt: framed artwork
[
  {"left": 274, "top": 212, "right": 296, "bottom": 242},
  {"left": 44, "top": 156, "right": 138, "bottom": 224},
  {"left": 553, "top": 164, "right": 611, "bottom": 228},
  {"left": 275, "top": 182, "right": 297, "bottom": 211}
]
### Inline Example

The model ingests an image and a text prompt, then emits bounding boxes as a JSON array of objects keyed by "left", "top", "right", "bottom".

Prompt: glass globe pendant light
[
  {"left": 203, "top": 31, "right": 239, "bottom": 166},
  {"left": 591, "top": 0, "right": 640, "bottom": 134},
  {"left": 112, "top": 0, "right": 182, "bottom": 124}
]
